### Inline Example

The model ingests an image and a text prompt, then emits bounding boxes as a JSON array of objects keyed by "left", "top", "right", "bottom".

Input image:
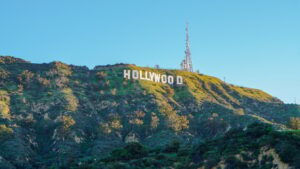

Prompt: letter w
[{"left": 154, "top": 73, "right": 160, "bottom": 82}]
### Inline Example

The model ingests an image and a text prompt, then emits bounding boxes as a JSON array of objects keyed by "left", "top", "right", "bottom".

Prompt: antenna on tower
[{"left": 181, "top": 22, "right": 193, "bottom": 72}]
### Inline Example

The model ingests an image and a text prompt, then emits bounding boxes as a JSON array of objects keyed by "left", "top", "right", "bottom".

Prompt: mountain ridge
[{"left": 0, "top": 56, "right": 299, "bottom": 168}]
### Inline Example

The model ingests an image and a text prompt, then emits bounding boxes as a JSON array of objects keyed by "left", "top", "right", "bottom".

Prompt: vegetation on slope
[
  {"left": 0, "top": 56, "right": 299, "bottom": 168},
  {"left": 70, "top": 123, "right": 300, "bottom": 169}
]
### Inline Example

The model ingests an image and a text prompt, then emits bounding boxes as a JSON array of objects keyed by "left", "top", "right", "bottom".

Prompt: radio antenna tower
[{"left": 181, "top": 22, "right": 193, "bottom": 72}]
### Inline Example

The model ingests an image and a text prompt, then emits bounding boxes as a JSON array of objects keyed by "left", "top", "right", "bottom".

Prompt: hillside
[
  {"left": 71, "top": 123, "right": 300, "bottom": 169},
  {"left": 0, "top": 56, "right": 299, "bottom": 168}
]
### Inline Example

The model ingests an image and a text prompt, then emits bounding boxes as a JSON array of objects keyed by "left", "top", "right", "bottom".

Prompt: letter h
[{"left": 124, "top": 70, "right": 131, "bottom": 79}]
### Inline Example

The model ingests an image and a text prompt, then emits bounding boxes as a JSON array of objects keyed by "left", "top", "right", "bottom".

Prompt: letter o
[
  {"left": 132, "top": 70, "right": 139, "bottom": 79},
  {"left": 167, "top": 76, "right": 174, "bottom": 85},
  {"left": 161, "top": 75, "right": 167, "bottom": 84}
]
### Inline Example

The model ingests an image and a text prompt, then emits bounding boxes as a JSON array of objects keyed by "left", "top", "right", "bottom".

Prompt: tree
[
  {"left": 18, "top": 70, "right": 34, "bottom": 86},
  {"left": 96, "top": 71, "right": 107, "bottom": 79},
  {"left": 37, "top": 75, "right": 50, "bottom": 87},
  {"left": 289, "top": 117, "right": 300, "bottom": 129},
  {"left": 169, "top": 114, "right": 189, "bottom": 132},
  {"left": 49, "top": 62, "right": 72, "bottom": 77},
  {"left": 60, "top": 115, "right": 76, "bottom": 131},
  {"left": 111, "top": 119, "right": 123, "bottom": 130},
  {"left": 0, "top": 102, "right": 10, "bottom": 119},
  {"left": 151, "top": 112, "right": 160, "bottom": 129},
  {"left": 0, "top": 90, "right": 10, "bottom": 119}
]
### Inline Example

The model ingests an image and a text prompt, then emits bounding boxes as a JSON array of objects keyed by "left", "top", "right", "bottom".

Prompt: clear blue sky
[{"left": 0, "top": 0, "right": 299, "bottom": 103}]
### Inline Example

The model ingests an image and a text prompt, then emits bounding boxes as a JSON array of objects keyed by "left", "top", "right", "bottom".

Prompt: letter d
[{"left": 176, "top": 76, "right": 183, "bottom": 85}]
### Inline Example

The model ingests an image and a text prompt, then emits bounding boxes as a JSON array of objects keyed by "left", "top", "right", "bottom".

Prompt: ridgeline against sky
[{"left": 0, "top": 0, "right": 299, "bottom": 103}]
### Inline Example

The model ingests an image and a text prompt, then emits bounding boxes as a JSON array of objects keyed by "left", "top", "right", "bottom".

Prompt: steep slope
[{"left": 0, "top": 56, "right": 299, "bottom": 168}]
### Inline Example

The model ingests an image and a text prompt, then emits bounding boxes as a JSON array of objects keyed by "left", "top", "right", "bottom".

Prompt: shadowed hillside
[{"left": 70, "top": 123, "right": 300, "bottom": 169}]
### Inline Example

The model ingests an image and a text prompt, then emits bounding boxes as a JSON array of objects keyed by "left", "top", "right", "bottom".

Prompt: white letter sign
[{"left": 123, "top": 69, "right": 184, "bottom": 85}]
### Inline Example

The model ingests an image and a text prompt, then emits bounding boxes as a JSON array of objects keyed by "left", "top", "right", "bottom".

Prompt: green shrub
[
  {"left": 163, "top": 141, "right": 181, "bottom": 153},
  {"left": 0, "top": 69, "right": 10, "bottom": 79},
  {"left": 0, "top": 124, "right": 13, "bottom": 140},
  {"left": 61, "top": 88, "right": 78, "bottom": 112},
  {"left": 109, "top": 143, "right": 148, "bottom": 161},
  {"left": 18, "top": 70, "right": 34, "bottom": 84}
]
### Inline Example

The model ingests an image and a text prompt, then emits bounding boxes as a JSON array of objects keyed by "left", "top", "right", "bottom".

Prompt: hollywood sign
[{"left": 123, "top": 69, "right": 183, "bottom": 85}]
